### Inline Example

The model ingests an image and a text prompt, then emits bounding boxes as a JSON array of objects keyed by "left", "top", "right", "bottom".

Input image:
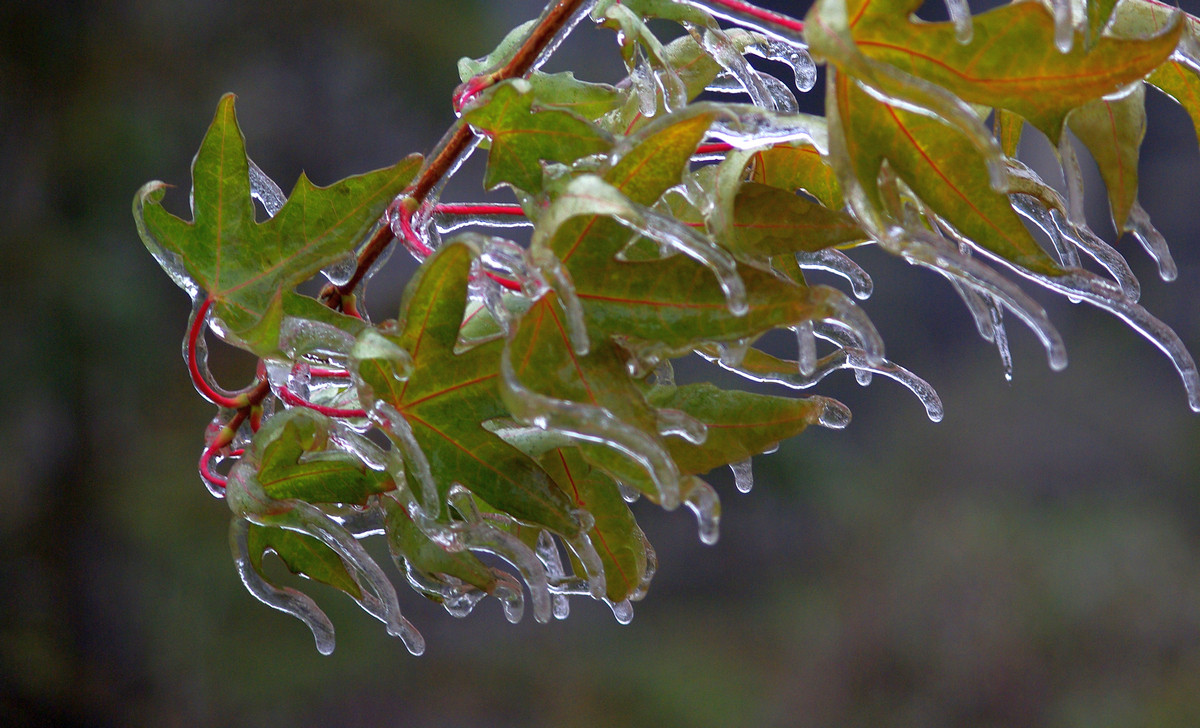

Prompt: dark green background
[{"left": 4, "top": 1, "right": 1200, "bottom": 725}]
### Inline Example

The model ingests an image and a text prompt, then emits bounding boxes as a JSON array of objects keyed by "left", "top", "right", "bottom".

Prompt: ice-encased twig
[
  {"left": 535, "top": 530, "right": 571, "bottom": 619},
  {"left": 1127, "top": 200, "right": 1178, "bottom": 282},
  {"left": 745, "top": 37, "right": 817, "bottom": 93},
  {"left": 795, "top": 249, "right": 874, "bottom": 300},
  {"left": 682, "top": 476, "right": 721, "bottom": 544}
]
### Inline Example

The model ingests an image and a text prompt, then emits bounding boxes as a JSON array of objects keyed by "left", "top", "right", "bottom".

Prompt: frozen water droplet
[
  {"left": 1050, "top": 0, "right": 1074, "bottom": 53},
  {"left": 618, "top": 482, "right": 642, "bottom": 503},
  {"left": 698, "top": 25, "right": 791, "bottom": 112},
  {"left": 746, "top": 38, "right": 818, "bottom": 93},
  {"left": 321, "top": 252, "right": 358, "bottom": 287},
  {"left": 794, "top": 321, "right": 817, "bottom": 377},
  {"left": 729, "top": 458, "right": 754, "bottom": 494},
  {"left": 607, "top": 598, "right": 634, "bottom": 624},
  {"left": 816, "top": 398, "right": 852, "bottom": 429}
]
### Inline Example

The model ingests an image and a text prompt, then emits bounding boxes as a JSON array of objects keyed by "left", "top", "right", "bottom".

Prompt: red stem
[
  {"left": 188, "top": 297, "right": 253, "bottom": 409},
  {"left": 696, "top": 0, "right": 806, "bottom": 34},
  {"left": 277, "top": 384, "right": 368, "bottom": 419}
]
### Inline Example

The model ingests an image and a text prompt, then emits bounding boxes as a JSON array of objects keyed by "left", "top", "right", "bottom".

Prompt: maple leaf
[{"left": 134, "top": 93, "right": 422, "bottom": 354}]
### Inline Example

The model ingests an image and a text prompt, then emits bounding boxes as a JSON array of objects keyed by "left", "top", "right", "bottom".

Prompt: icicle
[
  {"left": 491, "top": 571, "right": 527, "bottom": 624},
  {"left": 794, "top": 321, "right": 818, "bottom": 377},
  {"left": 278, "top": 316, "right": 358, "bottom": 360},
  {"left": 986, "top": 296, "right": 1014, "bottom": 382},
  {"left": 810, "top": 285, "right": 886, "bottom": 367},
  {"left": 717, "top": 336, "right": 756, "bottom": 367},
  {"left": 1051, "top": 212, "right": 1140, "bottom": 302},
  {"left": 676, "top": 0, "right": 808, "bottom": 49},
  {"left": 655, "top": 408, "right": 708, "bottom": 444},
  {"left": 1058, "top": 134, "right": 1088, "bottom": 228},
  {"left": 813, "top": 321, "right": 872, "bottom": 386},
  {"left": 564, "top": 531, "right": 608, "bottom": 600},
  {"left": 535, "top": 530, "right": 571, "bottom": 619},
  {"left": 1127, "top": 201, "right": 1178, "bottom": 282},
  {"left": 795, "top": 249, "right": 874, "bottom": 300},
  {"left": 1011, "top": 193, "right": 1080, "bottom": 269},
  {"left": 369, "top": 402, "right": 441, "bottom": 521},
  {"left": 745, "top": 38, "right": 817, "bottom": 92},
  {"left": 226, "top": 464, "right": 426, "bottom": 655},
  {"left": 402, "top": 565, "right": 487, "bottom": 618},
  {"left": 500, "top": 348, "right": 684, "bottom": 510},
  {"left": 942, "top": 0, "right": 974, "bottom": 44},
  {"left": 729, "top": 458, "right": 754, "bottom": 494},
  {"left": 630, "top": 45, "right": 660, "bottom": 117},
  {"left": 682, "top": 476, "right": 721, "bottom": 545},
  {"left": 708, "top": 105, "right": 828, "bottom": 152},
  {"left": 630, "top": 534, "right": 657, "bottom": 601},
  {"left": 653, "top": 359, "right": 675, "bottom": 386},
  {"left": 606, "top": 598, "right": 635, "bottom": 624},
  {"left": 231, "top": 517, "right": 337, "bottom": 655},
  {"left": 247, "top": 158, "right": 286, "bottom": 217},
  {"left": 1050, "top": 0, "right": 1074, "bottom": 53},
  {"left": 464, "top": 521, "right": 553, "bottom": 623},
  {"left": 697, "top": 25, "right": 784, "bottom": 112},
  {"left": 894, "top": 230, "right": 1068, "bottom": 371}
]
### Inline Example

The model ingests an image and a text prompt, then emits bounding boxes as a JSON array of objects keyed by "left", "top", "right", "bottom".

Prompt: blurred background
[{"left": 4, "top": 0, "right": 1200, "bottom": 725}]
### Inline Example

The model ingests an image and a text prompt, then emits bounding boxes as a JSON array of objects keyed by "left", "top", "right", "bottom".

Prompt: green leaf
[
  {"left": 828, "top": 0, "right": 1181, "bottom": 140},
  {"left": 539, "top": 448, "right": 646, "bottom": 603},
  {"left": 525, "top": 72, "right": 623, "bottom": 119},
  {"left": 1111, "top": 0, "right": 1200, "bottom": 149},
  {"left": 725, "top": 182, "right": 866, "bottom": 257},
  {"left": 1066, "top": 83, "right": 1145, "bottom": 232},
  {"left": 834, "top": 73, "right": 1062, "bottom": 277},
  {"left": 745, "top": 142, "right": 844, "bottom": 210},
  {"left": 353, "top": 242, "right": 581, "bottom": 535},
  {"left": 463, "top": 80, "right": 613, "bottom": 193},
  {"left": 994, "top": 109, "right": 1025, "bottom": 159},
  {"left": 135, "top": 94, "right": 421, "bottom": 355},
  {"left": 246, "top": 523, "right": 363, "bottom": 600},
  {"left": 381, "top": 496, "right": 498, "bottom": 598},
  {"left": 256, "top": 410, "right": 394, "bottom": 505},
  {"left": 645, "top": 383, "right": 825, "bottom": 475},
  {"left": 1088, "top": 0, "right": 1124, "bottom": 49}
]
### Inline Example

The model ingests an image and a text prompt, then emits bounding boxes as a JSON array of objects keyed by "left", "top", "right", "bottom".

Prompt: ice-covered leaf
[
  {"left": 382, "top": 495, "right": 498, "bottom": 598},
  {"left": 353, "top": 242, "right": 582, "bottom": 535},
  {"left": 134, "top": 94, "right": 421, "bottom": 354},
  {"left": 745, "top": 142, "right": 844, "bottom": 210},
  {"left": 725, "top": 182, "right": 867, "bottom": 257},
  {"left": 256, "top": 410, "right": 394, "bottom": 505},
  {"left": 834, "top": 74, "right": 1063, "bottom": 276},
  {"left": 994, "top": 109, "right": 1025, "bottom": 159},
  {"left": 464, "top": 80, "right": 613, "bottom": 193},
  {"left": 1066, "top": 83, "right": 1145, "bottom": 232},
  {"left": 246, "top": 523, "right": 363, "bottom": 600},
  {"left": 645, "top": 383, "right": 826, "bottom": 475},
  {"left": 1087, "top": 0, "right": 1123, "bottom": 48},
  {"left": 525, "top": 72, "right": 623, "bottom": 118},
  {"left": 823, "top": 0, "right": 1181, "bottom": 140},
  {"left": 538, "top": 448, "right": 646, "bottom": 603}
]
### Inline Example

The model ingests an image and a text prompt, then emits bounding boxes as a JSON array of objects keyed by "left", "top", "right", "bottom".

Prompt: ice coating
[
  {"left": 654, "top": 407, "right": 708, "bottom": 444},
  {"left": 1057, "top": 135, "right": 1088, "bottom": 228},
  {"left": 745, "top": 38, "right": 817, "bottom": 93},
  {"left": 810, "top": 285, "right": 885, "bottom": 367},
  {"left": 322, "top": 252, "right": 358, "bottom": 287},
  {"left": 816, "top": 397, "right": 853, "bottom": 429},
  {"left": 231, "top": 517, "right": 337, "bottom": 655},
  {"left": 247, "top": 158, "right": 286, "bottom": 217},
  {"left": 531, "top": 246, "right": 591, "bottom": 355},
  {"left": 1127, "top": 201, "right": 1178, "bottom": 282},
  {"left": 606, "top": 3, "right": 688, "bottom": 112},
  {"left": 135, "top": 182, "right": 203, "bottom": 301},
  {"left": 708, "top": 106, "right": 828, "bottom": 152},
  {"left": 1049, "top": 0, "right": 1074, "bottom": 53},
  {"left": 465, "top": 521, "right": 553, "bottom": 623},
  {"left": 729, "top": 457, "right": 754, "bottom": 494},
  {"left": 677, "top": 0, "right": 807, "bottom": 49},
  {"left": 814, "top": 321, "right": 872, "bottom": 386},
  {"left": 530, "top": 0, "right": 600, "bottom": 73},
  {"left": 986, "top": 296, "right": 1014, "bottom": 382},
  {"left": 564, "top": 531, "right": 608, "bottom": 600},
  {"left": 795, "top": 249, "right": 874, "bottom": 300},
  {"left": 500, "top": 346, "right": 684, "bottom": 510},
  {"left": 682, "top": 476, "right": 721, "bottom": 544},
  {"left": 369, "top": 402, "right": 442, "bottom": 521},
  {"left": 1011, "top": 194, "right": 1081, "bottom": 269},
  {"left": 653, "top": 359, "right": 675, "bottom": 387},
  {"left": 435, "top": 204, "right": 535, "bottom": 234},
  {"left": 607, "top": 598, "right": 635, "bottom": 624}
]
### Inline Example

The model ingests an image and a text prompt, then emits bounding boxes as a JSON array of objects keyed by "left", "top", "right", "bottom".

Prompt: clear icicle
[
  {"left": 247, "top": 158, "right": 286, "bottom": 217},
  {"left": 564, "top": 531, "right": 608, "bottom": 600},
  {"left": 1050, "top": 0, "right": 1074, "bottom": 53},
  {"left": 231, "top": 517, "right": 337, "bottom": 655},
  {"left": 794, "top": 320, "right": 818, "bottom": 377},
  {"left": 894, "top": 230, "right": 1068, "bottom": 371},
  {"left": 730, "top": 458, "right": 754, "bottom": 494},
  {"left": 464, "top": 521, "right": 553, "bottom": 623},
  {"left": 630, "top": 534, "right": 657, "bottom": 601},
  {"left": 630, "top": 46, "right": 659, "bottom": 117},
  {"left": 810, "top": 285, "right": 886, "bottom": 367},
  {"left": 606, "top": 598, "right": 635, "bottom": 624},
  {"left": 942, "top": 0, "right": 974, "bottom": 44},
  {"left": 1058, "top": 134, "right": 1088, "bottom": 228},
  {"left": 653, "top": 359, "right": 675, "bottom": 386},
  {"left": 1011, "top": 193, "right": 1080, "bottom": 269},
  {"left": 676, "top": 0, "right": 808, "bottom": 49},
  {"left": 402, "top": 565, "right": 486, "bottom": 619},
  {"left": 795, "top": 249, "right": 874, "bottom": 300},
  {"left": 535, "top": 531, "right": 571, "bottom": 620},
  {"left": 500, "top": 347, "right": 684, "bottom": 510},
  {"left": 682, "top": 476, "right": 721, "bottom": 545},
  {"left": 746, "top": 38, "right": 818, "bottom": 92},
  {"left": 986, "top": 295, "right": 1014, "bottom": 382},
  {"left": 814, "top": 321, "right": 872, "bottom": 386},
  {"left": 491, "top": 571, "right": 527, "bottom": 624},
  {"left": 698, "top": 25, "right": 784, "bottom": 112},
  {"left": 1127, "top": 201, "right": 1178, "bottom": 282},
  {"left": 1052, "top": 214, "right": 1139, "bottom": 302}
]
